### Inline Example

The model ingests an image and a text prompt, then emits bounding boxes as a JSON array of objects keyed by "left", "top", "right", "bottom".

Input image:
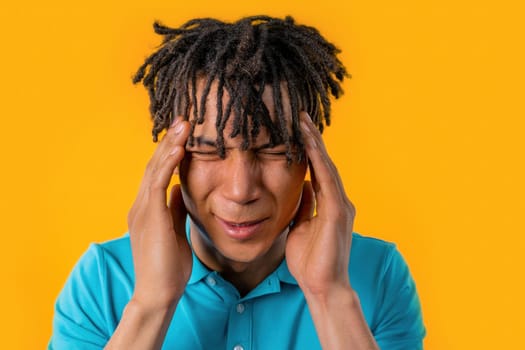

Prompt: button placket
[
  {"left": 236, "top": 303, "right": 245, "bottom": 314},
  {"left": 206, "top": 276, "right": 217, "bottom": 286},
  {"left": 227, "top": 300, "right": 252, "bottom": 350}
]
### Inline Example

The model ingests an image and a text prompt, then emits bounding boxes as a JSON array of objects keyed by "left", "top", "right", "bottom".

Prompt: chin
[
  {"left": 214, "top": 239, "right": 272, "bottom": 263},
  {"left": 190, "top": 215, "right": 288, "bottom": 267}
]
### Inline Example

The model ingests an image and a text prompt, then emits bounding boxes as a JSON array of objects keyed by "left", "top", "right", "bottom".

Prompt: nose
[{"left": 221, "top": 150, "right": 262, "bottom": 205}]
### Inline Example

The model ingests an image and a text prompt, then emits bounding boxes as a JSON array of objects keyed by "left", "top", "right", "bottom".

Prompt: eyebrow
[
  {"left": 191, "top": 136, "right": 217, "bottom": 148},
  {"left": 188, "top": 136, "right": 284, "bottom": 151}
]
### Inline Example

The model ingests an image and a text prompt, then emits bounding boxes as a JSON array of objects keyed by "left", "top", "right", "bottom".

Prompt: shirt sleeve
[
  {"left": 48, "top": 244, "right": 110, "bottom": 350},
  {"left": 373, "top": 246, "right": 426, "bottom": 350}
]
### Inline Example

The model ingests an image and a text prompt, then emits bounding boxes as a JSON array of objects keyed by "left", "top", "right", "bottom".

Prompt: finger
[
  {"left": 129, "top": 119, "right": 190, "bottom": 231},
  {"left": 300, "top": 112, "right": 347, "bottom": 209},
  {"left": 147, "top": 120, "right": 190, "bottom": 194},
  {"left": 134, "top": 118, "right": 187, "bottom": 195},
  {"left": 145, "top": 126, "right": 190, "bottom": 218},
  {"left": 156, "top": 118, "right": 191, "bottom": 166},
  {"left": 168, "top": 184, "right": 188, "bottom": 238},
  {"left": 293, "top": 181, "right": 316, "bottom": 225}
]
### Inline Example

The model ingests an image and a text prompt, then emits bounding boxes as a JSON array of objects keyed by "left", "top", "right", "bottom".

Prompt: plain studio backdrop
[{"left": 1, "top": 0, "right": 523, "bottom": 348}]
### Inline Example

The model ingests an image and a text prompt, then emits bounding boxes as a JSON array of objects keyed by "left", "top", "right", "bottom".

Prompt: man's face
[{"left": 179, "top": 79, "right": 307, "bottom": 267}]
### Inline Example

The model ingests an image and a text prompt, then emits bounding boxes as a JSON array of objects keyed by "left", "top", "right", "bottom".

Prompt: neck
[{"left": 189, "top": 222, "right": 288, "bottom": 296}]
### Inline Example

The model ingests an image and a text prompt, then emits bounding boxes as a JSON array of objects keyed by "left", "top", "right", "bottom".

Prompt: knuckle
[
  {"left": 344, "top": 197, "right": 355, "bottom": 212},
  {"left": 343, "top": 198, "right": 356, "bottom": 217},
  {"left": 331, "top": 199, "right": 355, "bottom": 223},
  {"left": 332, "top": 207, "right": 347, "bottom": 222}
]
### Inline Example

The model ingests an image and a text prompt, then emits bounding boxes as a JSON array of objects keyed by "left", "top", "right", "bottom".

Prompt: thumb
[
  {"left": 293, "top": 181, "right": 315, "bottom": 226},
  {"left": 168, "top": 184, "right": 188, "bottom": 238}
]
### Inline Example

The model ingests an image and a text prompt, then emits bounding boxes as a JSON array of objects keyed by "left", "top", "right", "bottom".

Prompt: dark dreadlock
[{"left": 133, "top": 15, "right": 348, "bottom": 161}]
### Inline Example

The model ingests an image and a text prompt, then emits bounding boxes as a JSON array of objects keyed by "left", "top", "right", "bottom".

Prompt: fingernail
[
  {"left": 300, "top": 111, "right": 310, "bottom": 121},
  {"left": 300, "top": 119, "right": 310, "bottom": 132},
  {"left": 174, "top": 121, "right": 184, "bottom": 134},
  {"left": 302, "top": 128, "right": 316, "bottom": 148}
]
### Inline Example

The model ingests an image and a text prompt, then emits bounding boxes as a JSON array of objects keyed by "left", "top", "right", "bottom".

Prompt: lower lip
[{"left": 216, "top": 217, "right": 266, "bottom": 240}]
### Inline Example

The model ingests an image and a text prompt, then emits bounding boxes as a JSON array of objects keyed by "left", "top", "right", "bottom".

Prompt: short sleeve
[
  {"left": 48, "top": 244, "right": 110, "bottom": 350},
  {"left": 373, "top": 247, "right": 426, "bottom": 350}
]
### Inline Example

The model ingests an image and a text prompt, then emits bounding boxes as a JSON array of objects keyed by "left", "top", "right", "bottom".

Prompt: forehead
[{"left": 188, "top": 78, "right": 293, "bottom": 147}]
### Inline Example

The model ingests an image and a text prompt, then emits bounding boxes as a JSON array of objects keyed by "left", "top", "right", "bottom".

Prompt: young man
[{"left": 50, "top": 16, "right": 425, "bottom": 349}]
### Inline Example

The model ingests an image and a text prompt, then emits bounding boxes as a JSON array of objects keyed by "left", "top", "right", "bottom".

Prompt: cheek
[
  {"left": 264, "top": 163, "right": 307, "bottom": 203},
  {"left": 179, "top": 158, "right": 217, "bottom": 210},
  {"left": 180, "top": 155, "right": 216, "bottom": 184}
]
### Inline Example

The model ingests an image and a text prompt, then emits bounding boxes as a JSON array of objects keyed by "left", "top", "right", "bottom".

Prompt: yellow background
[{"left": 1, "top": 0, "right": 524, "bottom": 348}]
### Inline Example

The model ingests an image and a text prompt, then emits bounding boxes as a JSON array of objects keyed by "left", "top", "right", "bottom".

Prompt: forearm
[
  {"left": 105, "top": 298, "right": 177, "bottom": 350},
  {"left": 305, "top": 285, "right": 379, "bottom": 350}
]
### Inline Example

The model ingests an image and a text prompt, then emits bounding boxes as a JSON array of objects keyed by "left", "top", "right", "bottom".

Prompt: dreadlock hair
[{"left": 133, "top": 15, "right": 348, "bottom": 162}]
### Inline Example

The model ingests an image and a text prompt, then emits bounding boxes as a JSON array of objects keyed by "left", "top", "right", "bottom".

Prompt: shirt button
[
  {"left": 236, "top": 303, "right": 245, "bottom": 314},
  {"left": 206, "top": 276, "right": 216, "bottom": 286},
  {"left": 233, "top": 345, "right": 244, "bottom": 350}
]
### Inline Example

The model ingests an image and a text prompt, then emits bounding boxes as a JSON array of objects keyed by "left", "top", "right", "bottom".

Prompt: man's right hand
[
  {"left": 105, "top": 117, "right": 192, "bottom": 349},
  {"left": 127, "top": 116, "right": 192, "bottom": 312}
]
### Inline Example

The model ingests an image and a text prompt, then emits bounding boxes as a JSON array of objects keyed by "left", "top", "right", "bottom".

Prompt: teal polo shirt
[{"left": 49, "top": 233, "right": 425, "bottom": 349}]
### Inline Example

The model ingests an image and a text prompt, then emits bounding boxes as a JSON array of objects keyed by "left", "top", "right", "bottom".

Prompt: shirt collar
[
  {"left": 188, "top": 251, "right": 212, "bottom": 285},
  {"left": 186, "top": 219, "right": 212, "bottom": 285},
  {"left": 187, "top": 252, "right": 298, "bottom": 286},
  {"left": 275, "top": 258, "right": 298, "bottom": 285}
]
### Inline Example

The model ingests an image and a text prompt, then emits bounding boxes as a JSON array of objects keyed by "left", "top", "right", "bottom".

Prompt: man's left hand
[{"left": 286, "top": 111, "right": 356, "bottom": 297}]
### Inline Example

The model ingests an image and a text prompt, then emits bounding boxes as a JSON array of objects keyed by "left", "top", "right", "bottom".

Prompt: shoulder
[
  {"left": 348, "top": 232, "right": 402, "bottom": 304},
  {"left": 95, "top": 234, "right": 133, "bottom": 267},
  {"left": 82, "top": 234, "right": 135, "bottom": 295},
  {"left": 349, "top": 232, "right": 398, "bottom": 273},
  {"left": 50, "top": 234, "right": 134, "bottom": 347},
  {"left": 349, "top": 233, "right": 425, "bottom": 347},
  {"left": 349, "top": 232, "right": 414, "bottom": 295},
  {"left": 350, "top": 232, "right": 396, "bottom": 252},
  {"left": 57, "top": 233, "right": 134, "bottom": 304},
  {"left": 66, "top": 234, "right": 133, "bottom": 281},
  {"left": 56, "top": 235, "right": 129, "bottom": 283},
  {"left": 95, "top": 233, "right": 132, "bottom": 256},
  {"left": 350, "top": 233, "right": 417, "bottom": 289}
]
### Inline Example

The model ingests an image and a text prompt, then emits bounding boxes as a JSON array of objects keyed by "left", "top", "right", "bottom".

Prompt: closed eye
[
  {"left": 187, "top": 150, "right": 221, "bottom": 160},
  {"left": 256, "top": 150, "right": 288, "bottom": 160}
]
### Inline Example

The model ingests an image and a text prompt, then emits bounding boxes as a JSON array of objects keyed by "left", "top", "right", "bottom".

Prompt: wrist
[
  {"left": 105, "top": 298, "right": 179, "bottom": 349},
  {"left": 303, "top": 285, "right": 378, "bottom": 350},
  {"left": 129, "top": 294, "right": 179, "bottom": 317},
  {"left": 131, "top": 286, "right": 184, "bottom": 312},
  {"left": 304, "top": 283, "right": 359, "bottom": 312}
]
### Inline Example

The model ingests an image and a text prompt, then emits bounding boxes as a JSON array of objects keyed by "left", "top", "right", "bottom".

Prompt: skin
[
  {"left": 106, "top": 80, "right": 378, "bottom": 349},
  {"left": 178, "top": 80, "right": 307, "bottom": 295}
]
